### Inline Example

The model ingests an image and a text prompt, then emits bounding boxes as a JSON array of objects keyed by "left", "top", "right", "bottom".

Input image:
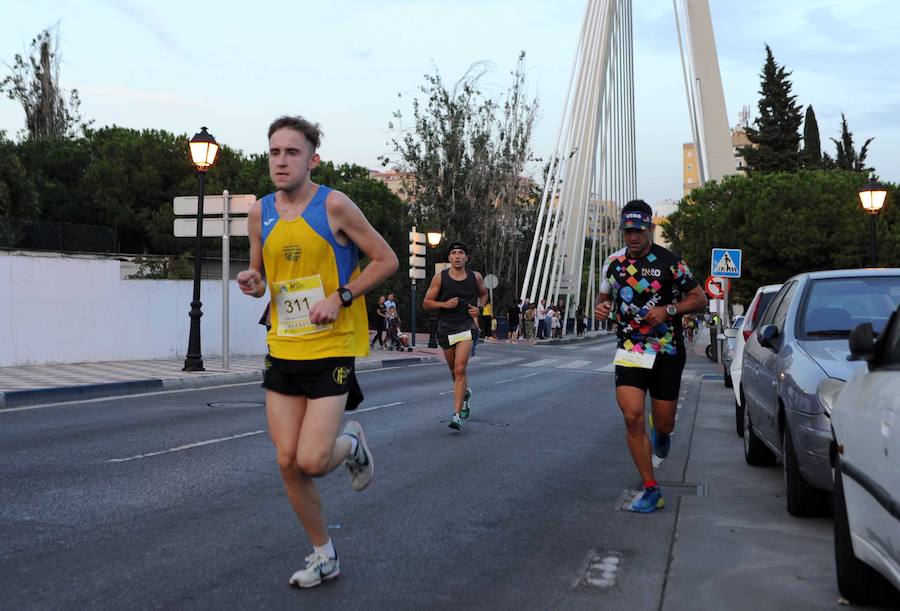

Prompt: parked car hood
[{"left": 796, "top": 340, "right": 866, "bottom": 381}]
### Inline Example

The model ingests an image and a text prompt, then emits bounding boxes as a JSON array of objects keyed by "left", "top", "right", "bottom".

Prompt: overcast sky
[{"left": 2, "top": 0, "right": 898, "bottom": 205}]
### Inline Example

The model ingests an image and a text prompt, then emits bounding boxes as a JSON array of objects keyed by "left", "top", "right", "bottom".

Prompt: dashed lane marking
[
  {"left": 108, "top": 430, "right": 265, "bottom": 463},
  {"left": 494, "top": 372, "right": 540, "bottom": 384},
  {"left": 353, "top": 401, "right": 405, "bottom": 414},
  {"left": 519, "top": 358, "right": 560, "bottom": 368},
  {"left": 480, "top": 357, "right": 526, "bottom": 366},
  {"left": 556, "top": 360, "right": 592, "bottom": 369}
]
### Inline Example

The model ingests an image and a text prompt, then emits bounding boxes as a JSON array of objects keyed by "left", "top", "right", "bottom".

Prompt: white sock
[
  {"left": 344, "top": 434, "right": 359, "bottom": 457},
  {"left": 314, "top": 539, "right": 336, "bottom": 560}
]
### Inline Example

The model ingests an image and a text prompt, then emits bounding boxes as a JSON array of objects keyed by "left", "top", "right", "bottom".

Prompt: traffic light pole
[{"left": 410, "top": 279, "right": 417, "bottom": 348}]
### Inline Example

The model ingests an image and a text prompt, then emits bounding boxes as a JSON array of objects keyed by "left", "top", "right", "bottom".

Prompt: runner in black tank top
[{"left": 423, "top": 241, "right": 488, "bottom": 431}]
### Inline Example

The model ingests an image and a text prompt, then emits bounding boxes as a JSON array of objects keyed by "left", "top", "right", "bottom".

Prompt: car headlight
[{"left": 816, "top": 378, "right": 845, "bottom": 417}]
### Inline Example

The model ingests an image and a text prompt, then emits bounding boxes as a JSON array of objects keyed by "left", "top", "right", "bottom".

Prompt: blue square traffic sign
[{"left": 711, "top": 248, "right": 742, "bottom": 278}]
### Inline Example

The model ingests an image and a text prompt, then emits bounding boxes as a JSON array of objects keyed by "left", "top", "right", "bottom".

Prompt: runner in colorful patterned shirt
[{"left": 594, "top": 200, "right": 707, "bottom": 513}]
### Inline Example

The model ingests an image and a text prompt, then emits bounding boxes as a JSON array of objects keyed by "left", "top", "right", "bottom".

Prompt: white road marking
[
  {"left": 439, "top": 390, "right": 454, "bottom": 396},
  {"left": 480, "top": 357, "right": 526, "bottom": 366},
  {"left": 0, "top": 380, "right": 262, "bottom": 414},
  {"left": 108, "top": 430, "right": 266, "bottom": 463},
  {"left": 556, "top": 360, "right": 592, "bottom": 369},
  {"left": 354, "top": 401, "right": 404, "bottom": 414},
  {"left": 519, "top": 358, "right": 559, "bottom": 368},
  {"left": 595, "top": 363, "right": 615, "bottom": 372},
  {"left": 494, "top": 372, "right": 541, "bottom": 384},
  {"left": 587, "top": 345, "right": 614, "bottom": 351}
]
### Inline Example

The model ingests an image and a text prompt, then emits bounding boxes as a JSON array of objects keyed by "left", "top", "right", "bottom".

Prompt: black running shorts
[
  {"left": 262, "top": 356, "right": 364, "bottom": 411},
  {"left": 614, "top": 352, "right": 686, "bottom": 401}
]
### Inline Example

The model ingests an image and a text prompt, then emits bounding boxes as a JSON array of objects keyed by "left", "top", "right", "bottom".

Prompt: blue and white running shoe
[{"left": 628, "top": 486, "right": 665, "bottom": 513}]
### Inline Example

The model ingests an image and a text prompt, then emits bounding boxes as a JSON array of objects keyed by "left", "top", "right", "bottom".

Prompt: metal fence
[{"left": 0, "top": 217, "right": 116, "bottom": 253}]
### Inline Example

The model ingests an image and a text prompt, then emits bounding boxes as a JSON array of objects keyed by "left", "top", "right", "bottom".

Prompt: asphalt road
[{"left": 1, "top": 337, "right": 717, "bottom": 610}]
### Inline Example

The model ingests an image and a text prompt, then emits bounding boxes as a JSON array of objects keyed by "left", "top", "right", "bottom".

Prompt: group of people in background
[{"left": 369, "top": 292, "right": 408, "bottom": 350}]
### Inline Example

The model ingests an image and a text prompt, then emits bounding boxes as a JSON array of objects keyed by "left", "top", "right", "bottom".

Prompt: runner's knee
[
  {"left": 296, "top": 448, "right": 332, "bottom": 477},
  {"left": 453, "top": 361, "right": 468, "bottom": 379},
  {"left": 619, "top": 405, "right": 645, "bottom": 432},
  {"left": 276, "top": 451, "right": 301, "bottom": 477}
]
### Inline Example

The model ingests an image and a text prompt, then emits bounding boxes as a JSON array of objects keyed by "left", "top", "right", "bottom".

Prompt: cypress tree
[
  {"left": 831, "top": 113, "right": 874, "bottom": 172},
  {"left": 741, "top": 45, "right": 803, "bottom": 173},
  {"left": 800, "top": 105, "right": 822, "bottom": 168}
]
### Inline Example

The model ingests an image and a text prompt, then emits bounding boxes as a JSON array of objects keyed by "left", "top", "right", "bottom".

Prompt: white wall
[{"left": 0, "top": 252, "right": 268, "bottom": 366}]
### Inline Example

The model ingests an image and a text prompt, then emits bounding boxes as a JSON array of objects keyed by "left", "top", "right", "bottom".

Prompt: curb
[{"left": 0, "top": 355, "right": 439, "bottom": 409}]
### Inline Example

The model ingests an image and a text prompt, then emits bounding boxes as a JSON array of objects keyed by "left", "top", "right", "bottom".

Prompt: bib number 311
[{"left": 273, "top": 275, "right": 333, "bottom": 337}]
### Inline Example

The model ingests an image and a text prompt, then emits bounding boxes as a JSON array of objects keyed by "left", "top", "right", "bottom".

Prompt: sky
[{"left": 2, "top": 0, "right": 899, "bottom": 206}]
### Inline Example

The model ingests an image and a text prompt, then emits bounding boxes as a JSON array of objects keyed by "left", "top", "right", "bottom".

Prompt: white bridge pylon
[{"left": 520, "top": 0, "right": 733, "bottom": 328}]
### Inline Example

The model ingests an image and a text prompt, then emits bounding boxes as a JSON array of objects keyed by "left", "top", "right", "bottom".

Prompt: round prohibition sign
[{"left": 705, "top": 276, "right": 729, "bottom": 299}]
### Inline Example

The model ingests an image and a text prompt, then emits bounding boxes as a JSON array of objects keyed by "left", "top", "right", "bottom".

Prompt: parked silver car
[{"left": 742, "top": 269, "right": 900, "bottom": 516}]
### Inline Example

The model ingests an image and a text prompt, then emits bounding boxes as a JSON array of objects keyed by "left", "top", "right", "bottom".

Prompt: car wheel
[
  {"left": 833, "top": 467, "right": 898, "bottom": 604},
  {"left": 783, "top": 425, "right": 828, "bottom": 517},
  {"left": 735, "top": 394, "right": 745, "bottom": 438},
  {"left": 724, "top": 366, "right": 733, "bottom": 388},
  {"left": 705, "top": 344, "right": 714, "bottom": 361},
  {"left": 743, "top": 406, "right": 775, "bottom": 466}
]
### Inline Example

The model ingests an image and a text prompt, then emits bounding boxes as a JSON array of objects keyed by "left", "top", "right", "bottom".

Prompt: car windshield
[{"left": 800, "top": 276, "right": 900, "bottom": 338}]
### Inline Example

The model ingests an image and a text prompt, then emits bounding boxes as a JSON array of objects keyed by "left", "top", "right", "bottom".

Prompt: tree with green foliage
[
  {"left": 800, "top": 105, "right": 822, "bottom": 169},
  {"left": 831, "top": 113, "right": 874, "bottom": 173},
  {"left": 664, "top": 171, "right": 899, "bottom": 306},
  {"left": 0, "top": 131, "right": 38, "bottom": 216},
  {"left": 384, "top": 52, "right": 539, "bottom": 306},
  {"left": 0, "top": 26, "right": 90, "bottom": 140},
  {"left": 742, "top": 46, "right": 803, "bottom": 174}
]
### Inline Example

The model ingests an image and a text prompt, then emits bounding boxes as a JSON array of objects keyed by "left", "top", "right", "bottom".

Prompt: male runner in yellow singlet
[{"left": 237, "top": 116, "right": 398, "bottom": 588}]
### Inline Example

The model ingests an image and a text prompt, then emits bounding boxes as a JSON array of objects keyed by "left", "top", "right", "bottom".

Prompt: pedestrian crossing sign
[{"left": 710, "top": 248, "right": 741, "bottom": 278}]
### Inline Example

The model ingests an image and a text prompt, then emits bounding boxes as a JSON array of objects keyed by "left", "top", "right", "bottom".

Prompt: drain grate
[{"left": 657, "top": 482, "right": 708, "bottom": 497}]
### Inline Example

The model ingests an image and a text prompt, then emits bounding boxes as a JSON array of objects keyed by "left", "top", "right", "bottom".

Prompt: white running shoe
[
  {"left": 343, "top": 420, "right": 374, "bottom": 491},
  {"left": 289, "top": 552, "right": 340, "bottom": 588},
  {"left": 460, "top": 387, "right": 472, "bottom": 419},
  {"left": 449, "top": 413, "right": 462, "bottom": 430}
]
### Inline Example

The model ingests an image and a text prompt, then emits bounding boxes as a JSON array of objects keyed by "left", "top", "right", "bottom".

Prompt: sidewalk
[
  {"left": 664, "top": 331, "right": 839, "bottom": 609},
  {"left": 0, "top": 333, "right": 443, "bottom": 409}
]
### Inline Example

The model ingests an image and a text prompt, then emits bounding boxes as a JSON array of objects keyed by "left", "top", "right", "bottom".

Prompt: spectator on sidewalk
[
  {"left": 507, "top": 301, "right": 520, "bottom": 342},
  {"left": 481, "top": 300, "right": 493, "bottom": 339},
  {"left": 523, "top": 303, "right": 536, "bottom": 339},
  {"left": 576, "top": 305, "right": 585, "bottom": 336},
  {"left": 536, "top": 299, "right": 548, "bottom": 339},
  {"left": 370, "top": 295, "right": 386, "bottom": 349}
]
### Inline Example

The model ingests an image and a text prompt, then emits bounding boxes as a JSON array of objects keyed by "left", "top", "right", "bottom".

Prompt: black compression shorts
[
  {"left": 262, "top": 355, "right": 364, "bottom": 411},
  {"left": 614, "top": 352, "right": 686, "bottom": 401}
]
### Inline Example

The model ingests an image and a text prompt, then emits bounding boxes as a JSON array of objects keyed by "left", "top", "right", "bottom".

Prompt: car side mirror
[
  {"left": 758, "top": 324, "right": 779, "bottom": 350},
  {"left": 724, "top": 328, "right": 738, "bottom": 339},
  {"left": 847, "top": 322, "right": 876, "bottom": 367}
]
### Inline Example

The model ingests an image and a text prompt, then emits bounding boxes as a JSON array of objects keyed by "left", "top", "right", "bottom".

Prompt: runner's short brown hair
[{"left": 268, "top": 116, "right": 322, "bottom": 151}]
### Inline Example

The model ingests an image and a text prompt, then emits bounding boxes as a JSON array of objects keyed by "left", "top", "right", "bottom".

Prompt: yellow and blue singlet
[{"left": 261, "top": 185, "right": 369, "bottom": 360}]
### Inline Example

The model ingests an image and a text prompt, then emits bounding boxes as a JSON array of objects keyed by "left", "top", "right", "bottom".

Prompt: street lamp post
[
  {"left": 183, "top": 127, "right": 220, "bottom": 371},
  {"left": 426, "top": 231, "right": 443, "bottom": 348},
  {"left": 858, "top": 178, "right": 888, "bottom": 267}
]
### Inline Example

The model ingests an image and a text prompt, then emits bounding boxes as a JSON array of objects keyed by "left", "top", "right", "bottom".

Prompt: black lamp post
[
  {"left": 183, "top": 127, "right": 220, "bottom": 371},
  {"left": 858, "top": 178, "right": 888, "bottom": 267},
  {"left": 426, "top": 231, "right": 443, "bottom": 348}
]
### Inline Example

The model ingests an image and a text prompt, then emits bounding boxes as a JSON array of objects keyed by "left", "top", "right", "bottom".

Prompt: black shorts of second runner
[
  {"left": 615, "top": 352, "right": 687, "bottom": 401},
  {"left": 263, "top": 355, "right": 364, "bottom": 411},
  {"left": 436, "top": 327, "right": 477, "bottom": 350}
]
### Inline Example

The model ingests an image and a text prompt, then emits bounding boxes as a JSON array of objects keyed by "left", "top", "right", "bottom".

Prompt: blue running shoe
[
  {"left": 628, "top": 487, "right": 665, "bottom": 513},
  {"left": 653, "top": 429, "right": 671, "bottom": 459}
]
